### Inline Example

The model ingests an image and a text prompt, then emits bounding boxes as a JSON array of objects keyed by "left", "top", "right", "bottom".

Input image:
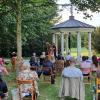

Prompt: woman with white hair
[{"left": 17, "top": 62, "right": 39, "bottom": 97}]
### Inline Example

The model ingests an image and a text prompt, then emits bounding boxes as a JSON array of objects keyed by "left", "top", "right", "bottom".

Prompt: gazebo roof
[{"left": 52, "top": 16, "right": 95, "bottom": 29}]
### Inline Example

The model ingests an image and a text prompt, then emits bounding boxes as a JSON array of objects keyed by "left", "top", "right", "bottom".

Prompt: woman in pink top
[{"left": 80, "top": 56, "right": 91, "bottom": 75}]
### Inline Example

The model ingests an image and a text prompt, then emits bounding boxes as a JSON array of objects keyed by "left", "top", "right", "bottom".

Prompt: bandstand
[{"left": 52, "top": 15, "right": 95, "bottom": 61}]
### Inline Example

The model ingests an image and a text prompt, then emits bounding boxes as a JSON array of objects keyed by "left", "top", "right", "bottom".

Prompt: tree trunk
[{"left": 16, "top": 0, "right": 22, "bottom": 73}]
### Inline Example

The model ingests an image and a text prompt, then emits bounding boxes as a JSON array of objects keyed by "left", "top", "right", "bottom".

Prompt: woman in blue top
[{"left": 43, "top": 55, "right": 53, "bottom": 75}]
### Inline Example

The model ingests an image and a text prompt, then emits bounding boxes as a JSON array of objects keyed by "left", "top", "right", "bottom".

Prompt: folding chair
[
  {"left": 16, "top": 79, "right": 36, "bottom": 100},
  {"left": 96, "top": 78, "right": 100, "bottom": 100},
  {"left": 54, "top": 60, "right": 64, "bottom": 75},
  {"left": 42, "top": 67, "right": 54, "bottom": 83},
  {"left": 81, "top": 68, "right": 92, "bottom": 85}
]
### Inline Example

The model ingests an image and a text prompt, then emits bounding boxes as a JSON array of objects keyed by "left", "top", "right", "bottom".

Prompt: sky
[{"left": 57, "top": 0, "right": 100, "bottom": 27}]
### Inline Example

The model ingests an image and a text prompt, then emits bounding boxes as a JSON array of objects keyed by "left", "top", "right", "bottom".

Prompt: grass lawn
[
  {"left": 4, "top": 47, "right": 97, "bottom": 100},
  {"left": 4, "top": 63, "right": 94, "bottom": 100}
]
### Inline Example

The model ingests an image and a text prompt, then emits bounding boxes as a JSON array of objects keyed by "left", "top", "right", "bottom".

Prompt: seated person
[
  {"left": 42, "top": 55, "right": 55, "bottom": 84},
  {"left": 57, "top": 54, "right": 64, "bottom": 60},
  {"left": 29, "top": 56, "right": 38, "bottom": 67},
  {"left": 0, "top": 64, "right": 9, "bottom": 77},
  {"left": 0, "top": 56, "right": 4, "bottom": 66},
  {"left": 65, "top": 52, "right": 72, "bottom": 61},
  {"left": 0, "top": 78, "right": 8, "bottom": 99},
  {"left": 29, "top": 56, "right": 42, "bottom": 78},
  {"left": 80, "top": 56, "right": 91, "bottom": 76},
  {"left": 62, "top": 57, "right": 83, "bottom": 79},
  {"left": 42, "top": 55, "right": 53, "bottom": 75},
  {"left": 39, "top": 52, "right": 46, "bottom": 66},
  {"left": 17, "top": 62, "right": 39, "bottom": 97},
  {"left": 60, "top": 57, "right": 84, "bottom": 100}
]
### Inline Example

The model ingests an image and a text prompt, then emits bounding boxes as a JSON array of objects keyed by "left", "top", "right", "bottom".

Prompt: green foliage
[
  {"left": 92, "top": 27, "right": 100, "bottom": 53},
  {"left": 0, "top": 0, "right": 58, "bottom": 57},
  {"left": 70, "top": 0, "right": 100, "bottom": 18}
]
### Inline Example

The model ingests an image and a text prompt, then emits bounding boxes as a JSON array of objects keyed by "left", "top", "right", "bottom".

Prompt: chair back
[
  {"left": 59, "top": 77, "right": 85, "bottom": 100},
  {"left": 81, "top": 67, "right": 91, "bottom": 74},
  {"left": 80, "top": 67, "right": 92, "bottom": 85},
  {"left": 16, "top": 79, "right": 36, "bottom": 100},
  {"left": 54, "top": 60, "right": 64, "bottom": 75},
  {"left": 42, "top": 67, "right": 53, "bottom": 83}
]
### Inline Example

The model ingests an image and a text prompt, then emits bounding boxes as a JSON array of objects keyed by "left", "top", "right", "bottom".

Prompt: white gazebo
[{"left": 52, "top": 15, "right": 95, "bottom": 61}]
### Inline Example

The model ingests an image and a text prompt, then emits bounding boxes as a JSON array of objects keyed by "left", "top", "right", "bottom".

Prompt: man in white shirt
[{"left": 62, "top": 57, "right": 83, "bottom": 79}]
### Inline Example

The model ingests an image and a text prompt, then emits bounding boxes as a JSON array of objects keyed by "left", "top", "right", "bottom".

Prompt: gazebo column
[
  {"left": 52, "top": 33, "right": 56, "bottom": 43},
  {"left": 88, "top": 32, "right": 92, "bottom": 58},
  {"left": 66, "top": 33, "right": 69, "bottom": 55},
  {"left": 77, "top": 32, "right": 81, "bottom": 61},
  {"left": 61, "top": 32, "right": 64, "bottom": 56},
  {"left": 55, "top": 34, "right": 58, "bottom": 56}
]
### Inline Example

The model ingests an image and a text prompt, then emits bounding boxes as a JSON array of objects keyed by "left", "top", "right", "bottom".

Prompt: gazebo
[{"left": 52, "top": 15, "right": 95, "bottom": 61}]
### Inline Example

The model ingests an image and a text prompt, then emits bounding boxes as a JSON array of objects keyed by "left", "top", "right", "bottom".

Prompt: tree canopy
[
  {"left": 70, "top": 0, "right": 100, "bottom": 17},
  {"left": 0, "top": 0, "right": 58, "bottom": 57}
]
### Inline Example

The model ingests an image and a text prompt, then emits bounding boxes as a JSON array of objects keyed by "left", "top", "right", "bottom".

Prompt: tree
[
  {"left": 0, "top": 0, "right": 58, "bottom": 57},
  {"left": 16, "top": 0, "right": 22, "bottom": 61},
  {"left": 92, "top": 27, "right": 100, "bottom": 53},
  {"left": 70, "top": 0, "right": 100, "bottom": 17}
]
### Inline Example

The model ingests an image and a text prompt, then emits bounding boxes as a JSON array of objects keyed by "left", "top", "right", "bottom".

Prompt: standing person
[
  {"left": 11, "top": 52, "right": 17, "bottom": 71},
  {"left": 48, "top": 44, "right": 54, "bottom": 57},
  {"left": 52, "top": 43, "right": 57, "bottom": 59},
  {"left": 45, "top": 42, "right": 51, "bottom": 55}
]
